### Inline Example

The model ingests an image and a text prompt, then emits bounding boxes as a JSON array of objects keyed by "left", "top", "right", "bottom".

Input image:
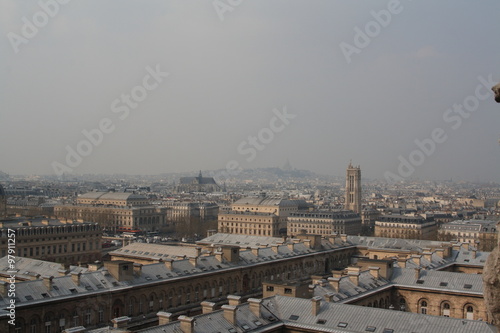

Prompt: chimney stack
[
  {"left": 471, "top": 248, "right": 477, "bottom": 259},
  {"left": 201, "top": 301, "right": 216, "bottom": 314},
  {"left": 348, "top": 272, "right": 359, "bottom": 286},
  {"left": 251, "top": 247, "right": 260, "bottom": 256},
  {"left": 42, "top": 275, "right": 54, "bottom": 290},
  {"left": 412, "top": 255, "right": 421, "bottom": 266},
  {"left": 189, "top": 256, "right": 197, "bottom": 267},
  {"left": 222, "top": 305, "right": 237, "bottom": 324},
  {"left": 195, "top": 247, "right": 202, "bottom": 257},
  {"left": 369, "top": 267, "right": 380, "bottom": 279},
  {"left": 0, "top": 281, "right": 8, "bottom": 297},
  {"left": 324, "top": 292, "right": 335, "bottom": 302},
  {"left": 228, "top": 295, "right": 242, "bottom": 306},
  {"left": 248, "top": 298, "right": 262, "bottom": 317},
  {"left": 215, "top": 251, "right": 224, "bottom": 263},
  {"left": 311, "top": 296, "right": 322, "bottom": 316},
  {"left": 111, "top": 316, "right": 130, "bottom": 329},
  {"left": 340, "top": 234, "right": 348, "bottom": 243},
  {"left": 157, "top": 312, "right": 173, "bottom": 325},
  {"left": 328, "top": 277, "right": 340, "bottom": 292},
  {"left": 179, "top": 316, "right": 195, "bottom": 333},
  {"left": 331, "top": 270, "right": 343, "bottom": 278},
  {"left": 415, "top": 268, "right": 421, "bottom": 280},
  {"left": 435, "top": 248, "right": 444, "bottom": 258},
  {"left": 164, "top": 258, "right": 174, "bottom": 270},
  {"left": 133, "top": 263, "right": 143, "bottom": 276},
  {"left": 71, "top": 272, "right": 81, "bottom": 286},
  {"left": 397, "top": 258, "right": 407, "bottom": 268}
]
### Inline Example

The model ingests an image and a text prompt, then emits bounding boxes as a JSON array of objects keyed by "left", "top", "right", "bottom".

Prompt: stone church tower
[
  {"left": 345, "top": 162, "right": 361, "bottom": 214},
  {"left": 0, "top": 184, "right": 6, "bottom": 219}
]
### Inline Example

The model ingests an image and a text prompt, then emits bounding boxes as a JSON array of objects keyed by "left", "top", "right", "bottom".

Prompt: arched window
[
  {"left": 30, "top": 318, "right": 37, "bottom": 333},
  {"left": 466, "top": 305, "right": 474, "bottom": 320},
  {"left": 420, "top": 300, "right": 428, "bottom": 314},
  {"left": 441, "top": 302, "right": 451, "bottom": 317}
]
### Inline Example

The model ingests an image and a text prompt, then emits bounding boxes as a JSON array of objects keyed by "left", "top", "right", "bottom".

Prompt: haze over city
[{"left": 1, "top": 1, "right": 499, "bottom": 182}]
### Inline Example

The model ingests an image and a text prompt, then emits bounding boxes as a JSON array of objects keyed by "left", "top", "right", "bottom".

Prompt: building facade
[
  {"left": 218, "top": 211, "right": 281, "bottom": 237},
  {"left": 228, "top": 195, "right": 309, "bottom": 235},
  {"left": 55, "top": 205, "right": 168, "bottom": 233},
  {"left": 55, "top": 192, "right": 168, "bottom": 232},
  {"left": 0, "top": 235, "right": 356, "bottom": 332},
  {"left": 0, "top": 217, "right": 101, "bottom": 264},
  {"left": 375, "top": 215, "right": 438, "bottom": 240},
  {"left": 439, "top": 220, "right": 498, "bottom": 251},
  {"left": 76, "top": 191, "right": 149, "bottom": 207},
  {"left": 287, "top": 210, "right": 362, "bottom": 236}
]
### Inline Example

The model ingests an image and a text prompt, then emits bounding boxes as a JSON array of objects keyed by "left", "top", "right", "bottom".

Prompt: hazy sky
[{"left": 1, "top": 0, "right": 499, "bottom": 182}]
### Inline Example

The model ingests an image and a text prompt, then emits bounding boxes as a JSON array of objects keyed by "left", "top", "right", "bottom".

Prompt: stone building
[
  {"left": 287, "top": 210, "right": 362, "bottom": 237},
  {"left": 0, "top": 217, "right": 101, "bottom": 264},
  {"left": 218, "top": 211, "right": 281, "bottom": 237},
  {"left": 164, "top": 201, "right": 219, "bottom": 222},
  {"left": 0, "top": 234, "right": 356, "bottom": 332},
  {"left": 265, "top": 239, "right": 490, "bottom": 322},
  {"left": 141, "top": 295, "right": 495, "bottom": 333},
  {"left": 76, "top": 191, "right": 149, "bottom": 207},
  {"left": 55, "top": 192, "right": 168, "bottom": 233},
  {"left": 439, "top": 219, "right": 498, "bottom": 251},
  {"left": 223, "top": 195, "right": 309, "bottom": 235},
  {"left": 375, "top": 215, "right": 438, "bottom": 240},
  {"left": 176, "top": 171, "right": 221, "bottom": 193}
]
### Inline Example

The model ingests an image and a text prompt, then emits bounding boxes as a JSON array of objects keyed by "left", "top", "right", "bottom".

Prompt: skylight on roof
[
  {"left": 464, "top": 284, "right": 472, "bottom": 289},
  {"left": 289, "top": 315, "right": 299, "bottom": 321},
  {"left": 365, "top": 326, "right": 376, "bottom": 332},
  {"left": 338, "top": 322, "right": 348, "bottom": 328},
  {"left": 439, "top": 282, "right": 448, "bottom": 287}
]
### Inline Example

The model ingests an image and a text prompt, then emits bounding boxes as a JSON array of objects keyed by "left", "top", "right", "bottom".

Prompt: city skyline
[{"left": 1, "top": 1, "right": 499, "bottom": 182}]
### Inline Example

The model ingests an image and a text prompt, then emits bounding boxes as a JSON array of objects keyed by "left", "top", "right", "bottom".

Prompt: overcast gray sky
[{"left": 1, "top": 0, "right": 499, "bottom": 182}]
